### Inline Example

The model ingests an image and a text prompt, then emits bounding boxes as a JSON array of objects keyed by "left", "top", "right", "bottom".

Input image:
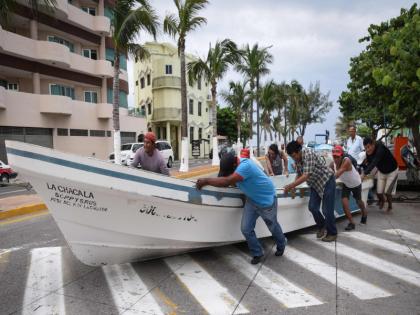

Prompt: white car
[
  {"left": 126, "top": 140, "right": 174, "bottom": 168},
  {"left": 109, "top": 143, "right": 143, "bottom": 165}
]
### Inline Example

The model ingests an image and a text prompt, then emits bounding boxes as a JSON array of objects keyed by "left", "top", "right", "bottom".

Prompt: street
[
  {"left": 0, "top": 199, "right": 419, "bottom": 315},
  {"left": 0, "top": 184, "right": 35, "bottom": 199}
]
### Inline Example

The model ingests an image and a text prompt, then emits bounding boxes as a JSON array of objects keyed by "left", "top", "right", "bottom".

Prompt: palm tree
[
  {"left": 188, "top": 38, "right": 239, "bottom": 165},
  {"left": 274, "top": 82, "right": 290, "bottom": 144},
  {"left": 258, "top": 81, "right": 276, "bottom": 144},
  {"left": 1, "top": 0, "right": 57, "bottom": 27},
  {"left": 287, "top": 80, "right": 305, "bottom": 139},
  {"left": 164, "top": 0, "right": 208, "bottom": 171},
  {"left": 221, "top": 80, "right": 252, "bottom": 148},
  {"left": 111, "top": 0, "right": 159, "bottom": 164},
  {"left": 236, "top": 43, "right": 273, "bottom": 156}
]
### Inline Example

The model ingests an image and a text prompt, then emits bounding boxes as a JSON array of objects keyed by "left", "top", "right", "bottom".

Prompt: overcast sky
[{"left": 127, "top": 0, "right": 416, "bottom": 142}]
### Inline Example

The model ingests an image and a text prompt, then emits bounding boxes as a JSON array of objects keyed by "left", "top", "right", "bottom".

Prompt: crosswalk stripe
[
  {"left": 103, "top": 263, "right": 164, "bottom": 315},
  {"left": 302, "top": 235, "right": 420, "bottom": 288},
  {"left": 164, "top": 254, "right": 249, "bottom": 315},
  {"left": 218, "top": 247, "right": 323, "bottom": 308},
  {"left": 384, "top": 229, "right": 420, "bottom": 243},
  {"left": 22, "top": 247, "right": 65, "bottom": 315},
  {"left": 285, "top": 246, "right": 391, "bottom": 300},
  {"left": 342, "top": 231, "right": 420, "bottom": 260}
]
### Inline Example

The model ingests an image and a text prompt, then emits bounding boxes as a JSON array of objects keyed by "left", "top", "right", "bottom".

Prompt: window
[
  {"left": 50, "top": 84, "right": 75, "bottom": 99},
  {"left": 57, "top": 128, "right": 68, "bottom": 136},
  {"left": 197, "top": 77, "right": 201, "bottom": 90},
  {"left": 198, "top": 101, "right": 202, "bottom": 116},
  {"left": 90, "top": 130, "right": 106, "bottom": 137},
  {"left": 82, "top": 7, "right": 96, "bottom": 16},
  {"left": 84, "top": 91, "right": 98, "bottom": 103},
  {"left": 147, "top": 103, "right": 152, "bottom": 115},
  {"left": 70, "top": 129, "right": 88, "bottom": 136},
  {"left": 157, "top": 127, "right": 161, "bottom": 140},
  {"left": 107, "top": 131, "right": 112, "bottom": 137},
  {"left": 135, "top": 80, "right": 138, "bottom": 86},
  {"left": 7, "top": 83, "right": 19, "bottom": 91},
  {"left": 147, "top": 74, "right": 151, "bottom": 86},
  {"left": 83, "top": 49, "right": 97, "bottom": 60},
  {"left": 190, "top": 127, "right": 194, "bottom": 142},
  {"left": 48, "top": 35, "right": 74, "bottom": 52},
  {"left": 189, "top": 99, "right": 193, "bottom": 115},
  {"left": 165, "top": 65, "right": 172, "bottom": 74},
  {"left": 140, "top": 77, "right": 145, "bottom": 88},
  {"left": 0, "top": 79, "right": 7, "bottom": 88},
  {"left": 141, "top": 105, "right": 146, "bottom": 116},
  {"left": 198, "top": 128, "right": 202, "bottom": 140}
]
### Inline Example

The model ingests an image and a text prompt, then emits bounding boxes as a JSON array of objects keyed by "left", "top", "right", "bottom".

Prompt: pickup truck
[{"left": 0, "top": 160, "right": 18, "bottom": 183}]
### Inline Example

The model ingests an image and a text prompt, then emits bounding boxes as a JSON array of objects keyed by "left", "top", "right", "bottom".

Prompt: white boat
[{"left": 6, "top": 141, "right": 373, "bottom": 266}]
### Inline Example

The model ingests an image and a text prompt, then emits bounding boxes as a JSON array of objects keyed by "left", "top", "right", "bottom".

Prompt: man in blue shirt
[{"left": 196, "top": 151, "right": 287, "bottom": 264}]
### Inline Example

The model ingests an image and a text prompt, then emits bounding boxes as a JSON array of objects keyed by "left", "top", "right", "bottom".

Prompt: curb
[{"left": 0, "top": 203, "right": 48, "bottom": 221}]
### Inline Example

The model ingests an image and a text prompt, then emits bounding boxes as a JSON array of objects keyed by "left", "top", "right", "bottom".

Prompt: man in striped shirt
[{"left": 285, "top": 141, "right": 337, "bottom": 242}]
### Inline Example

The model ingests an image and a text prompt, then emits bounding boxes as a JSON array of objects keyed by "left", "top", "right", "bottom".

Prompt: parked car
[
  {"left": 0, "top": 160, "right": 18, "bottom": 183},
  {"left": 109, "top": 143, "right": 143, "bottom": 165},
  {"left": 127, "top": 140, "right": 174, "bottom": 168}
]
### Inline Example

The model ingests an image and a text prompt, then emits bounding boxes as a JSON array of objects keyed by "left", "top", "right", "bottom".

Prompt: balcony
[
  {"left": 96, "top": 102, "right": 112, "bottom": 119},
  {"left": 152, "top": 76, "right": 181, "bottom": 90},
  {"left": 0, "top": 27, "right": 114, "bottom": 78},
  {"left": 53, "top": 0, "right": 110, "bottom": 35},
  {"left": 39, "top": 94, "right": 73, "bottom": 115},
  {"left": 152, "top": 107, "right": 181, "bottom": 122}
]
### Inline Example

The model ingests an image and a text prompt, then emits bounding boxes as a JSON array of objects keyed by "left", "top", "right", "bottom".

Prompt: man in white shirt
[{"left": 346, "top": 126, "right": 364, "bottom": 159}]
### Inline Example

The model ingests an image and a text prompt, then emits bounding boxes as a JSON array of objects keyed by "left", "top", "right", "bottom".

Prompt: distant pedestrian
[
  {"left": 285, "top": 141, "right": 337, "bottom": 242},
  {"left": 362, "top": 137, "right": 398, "bottom": 212},
  {"left": 330, "top": 145, "right": 367, "bottom": 230},
  {"left": 265, "top": 144, "right": 289, "bottom": 176},
  {"left": 346, "top": 126, "right": 364, "bottom": 160},
  {"left": 197, "top": 153, "right": 287, "bottom": 264}
]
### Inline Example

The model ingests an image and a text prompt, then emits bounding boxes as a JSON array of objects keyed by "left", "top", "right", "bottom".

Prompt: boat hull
[{"left": 6, "top": 141, "right": 372, "bottom": 266}]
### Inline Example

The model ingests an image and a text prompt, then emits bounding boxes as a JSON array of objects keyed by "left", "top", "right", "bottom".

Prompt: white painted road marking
[
  {"left": 22, "top": 247, "right": 65, "bottom": 315},
  {"left": 218, "top": 247, "right": 324, "bottom": 308},
  {"left": 303, "top": 235, "right": 420, "bottom": 288},
  {"left": 103, "top": 263, "right": 164, "bottom": 315},
  {"left": 384, "top": 229, "right": 420, "bottom": 243},
  {"left": 342, "top": 231, "right": 420, "bottom": 260},
  {"left": 164, "top": 254, "right": 249, "bottom": 315},
  {"left": 285, "top": 245, "right": 392, "bottom": 300}
]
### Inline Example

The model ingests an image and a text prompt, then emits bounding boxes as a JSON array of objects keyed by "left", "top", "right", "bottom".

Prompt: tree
[
  {"left": 236, "top": 44, "right": 273, "bottom": 155},
  {"left": 339, "top": 4, "right": 420, "bottom": 153},
  {"left": 217, "top": 106, "right": 250, "bottom": 144},
  {"left": 164, "top": 0, "right": 208, "bottom": 171},
  {"left": 274, "top": 82, "right": 290, "bottom": 144},
  {"left": 111, "top": 0, "right": 159, "bottom": 164},
  {"left": 188, "top": 38, "right": 239, "bottom": 165},
  {"left": 258, "top": 81, "right": 277, "bottom": 144},
  {"left": 221, "top": 80, "right": 252, "bottom": 147}
]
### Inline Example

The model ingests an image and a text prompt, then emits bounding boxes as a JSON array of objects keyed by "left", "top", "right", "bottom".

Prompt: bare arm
[
  {"left": 335, "top": 158, "right": 352, "bottom": 178},
  {"left": 265, "top": 155, "right": 274, "bottom": 176},
  {"left": 196, "top": 173, "right": 243, "bottom": 190},
  {"left": 282, "top": 153, "right": 289, "bottom": 176}
]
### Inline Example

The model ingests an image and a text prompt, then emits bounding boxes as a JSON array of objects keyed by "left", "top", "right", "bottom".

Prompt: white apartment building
[{"left": 0, "top": 0, "right": 146, "bottom": 162}]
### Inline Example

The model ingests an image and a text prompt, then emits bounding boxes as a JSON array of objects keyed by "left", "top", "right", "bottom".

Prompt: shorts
[
  {"left": 377, "top": 168, "right": 398, "bottom": 195},
  {"left": 342, "top": 184, "right": 362, "bottom": 201}
]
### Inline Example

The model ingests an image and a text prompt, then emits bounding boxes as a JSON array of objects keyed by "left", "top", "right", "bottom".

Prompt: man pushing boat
[
  {"left": 196, "top": 149, "right": 287, "bottom": 265},
  {"left": 130, "top": 132, "right": 170, "bottom": 175}
]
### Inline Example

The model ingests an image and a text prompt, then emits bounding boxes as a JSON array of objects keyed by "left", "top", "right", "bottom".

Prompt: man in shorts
[
  {"left": 362, "top": 137, "right": 398, "bottom": 212},
  {"left": 330, "top": 145, "right": 367, "bottom": 230}
]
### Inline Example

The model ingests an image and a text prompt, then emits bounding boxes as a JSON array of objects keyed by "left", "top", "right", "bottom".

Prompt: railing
[
  {"left": 152, "top": 107, "right": 181, "bottom": 121},
  {"left": 128, "top": 108, "right": 146, "bottom": 118},
  {"left": 152, "top": 76, "right": 181, "bottom": 89}
]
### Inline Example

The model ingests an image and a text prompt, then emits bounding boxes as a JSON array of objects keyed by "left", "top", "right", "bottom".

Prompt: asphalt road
[
  {"left": 0, "top": 184, "right": 35, "bottom": 198},
  {"left": 1, "top": 201, "right": 420, "bottom": 315}
]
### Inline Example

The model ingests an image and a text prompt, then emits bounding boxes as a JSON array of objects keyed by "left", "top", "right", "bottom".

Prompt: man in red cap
[
  {"left": 130, "top": 132, "right": 169, "bottom": 175},
  {"left": 330, "top": 145, "right": 367, "bottom": 230}
]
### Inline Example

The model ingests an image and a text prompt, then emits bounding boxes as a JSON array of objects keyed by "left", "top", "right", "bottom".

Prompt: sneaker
[
  {"left": 322, "top": 234, "right": 337, "bottom": 242},
  {"left": 316, "top": 228, "right": 326, "bottom": 239},
  {"left": 345, "top": 223, "right": 355, "bottom": 231},
  {"left": 275, "top": 248, "right": 285, "bottom": 257},
  {"left": 360, "top": 216, "right": 367, "bottom": 224},
  {"left": 251, "top": 255, "right": 264, "bottom": 264}
]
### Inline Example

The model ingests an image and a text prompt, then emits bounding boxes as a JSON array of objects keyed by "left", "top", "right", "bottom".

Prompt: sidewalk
[{"left": 0, "top": 164, "right": 219, "bottom": 221}]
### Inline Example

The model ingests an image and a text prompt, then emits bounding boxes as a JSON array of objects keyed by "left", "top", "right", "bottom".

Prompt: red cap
[
  {"left": 332, "top": 145, "right": 344, "bottom": 157},
  {"left": 240, "top": 148, "right": 250, "bottom": 158},
  {"left": 144, "top": 132, "right": 156, "bottom": 143}
]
